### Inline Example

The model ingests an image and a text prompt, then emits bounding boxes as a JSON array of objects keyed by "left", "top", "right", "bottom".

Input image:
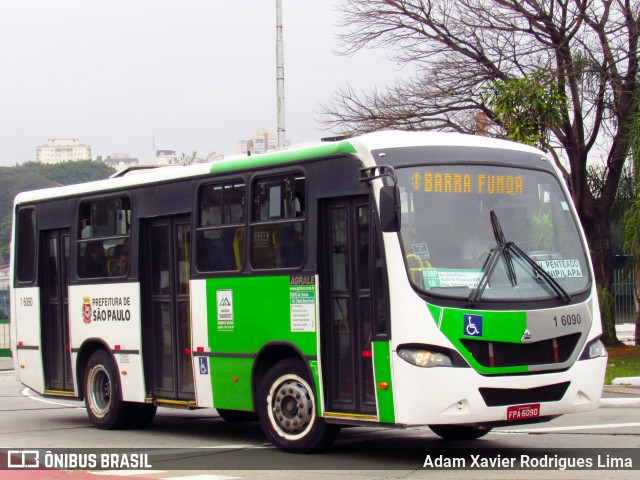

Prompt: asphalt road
[{"left": 0, "top": 365, "right": 639, "bottom": 479}]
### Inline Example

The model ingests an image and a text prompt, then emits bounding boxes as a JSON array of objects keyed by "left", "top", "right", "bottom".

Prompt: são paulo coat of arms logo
[{"left": 83, "top": 297, "right": 92, "bottom": 324}]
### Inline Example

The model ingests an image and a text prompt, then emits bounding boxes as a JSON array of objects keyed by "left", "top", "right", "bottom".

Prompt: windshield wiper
[
  {"left": 466, "top": 211, "right": 571, "bottom": 307},
  {"left": 508, "top": 241, "right": 571, "bottom": 304},
  {"left": 490, "top": 210, "right": 518, "bottom": 287}
]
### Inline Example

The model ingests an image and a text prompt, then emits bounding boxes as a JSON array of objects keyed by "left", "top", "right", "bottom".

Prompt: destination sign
[{"left": 411, "top": 172, "right": 524, "bottom": 195}]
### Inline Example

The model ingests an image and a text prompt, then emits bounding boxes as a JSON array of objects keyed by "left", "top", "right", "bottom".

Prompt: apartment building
[
  {"left": 37, "top": 139, "right": 92, "bottom": 164},
  {"left": 236, "top": 128, "right": 283, "bottom": 155}
]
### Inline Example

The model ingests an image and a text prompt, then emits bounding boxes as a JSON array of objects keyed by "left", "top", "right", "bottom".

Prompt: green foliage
[
  {"left": 623, "top": 93, "right": 640, "bottom": 262},
  {"left": 19, "top": 160, "right": 114, "bottom": 185},
  {"left": 483, "top": 71, "right": 566, "bottom": 147},
  {"left": 0, "top": 160, "right": 114, "bottom": 264},
  {"left": 622, "top": 92, "right": 640, "bottom": 346},
  {"left": 624, "top": 195, "right": 640, "bottom": 261},
  {"left": 605, "top": 346, "right": 640, "bottom": 384},
  {"left": 597, "top": 283, "right": 619, "bottom": 346}
]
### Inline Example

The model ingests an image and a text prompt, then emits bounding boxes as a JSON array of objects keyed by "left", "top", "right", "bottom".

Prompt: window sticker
[
  {"left": 422, "top": 268, "right": 482, "bottom": 289},
  {"left": 411, "top": 243, "right": 431, "bottom": 260},
  {"left": 463, "top": 314, "right": 483, "bottom": 337},
  {"left": 216, "top": 290, "right": 234, "bottom": 331},
  {"left": 536, "top": 259, "right": 583, "bottom": 278},
  {"left": 290, "top": 275, "right": 316, "bottom": 332}
]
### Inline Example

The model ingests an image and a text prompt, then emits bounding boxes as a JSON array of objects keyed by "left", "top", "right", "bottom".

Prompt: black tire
[
  {"left": 258, "top": 359, "right": 340, "bottom": 452},
  {"left": 217, "top": 409, "right": 258, "bottom": 423},
  {"left": 130, "top": 403, "right": 157, "bottom": 429},
  {"left": 429, "top": 424, "right": 492, "bottom": 441},
  {"left": 84, "top": 349, "right": 134, "bottom": 429}
]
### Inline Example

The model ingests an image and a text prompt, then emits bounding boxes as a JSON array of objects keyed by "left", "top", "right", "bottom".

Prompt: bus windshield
[{"left": 395, "top": 164, "right": 590, "bottom": 302}]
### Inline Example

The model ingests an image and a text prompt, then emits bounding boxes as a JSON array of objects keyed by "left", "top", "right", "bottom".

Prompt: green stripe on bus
[
  {"left": 308, "top": 360, "right": 323, "bottom": 416},
  {"left": 436, "top": 305, "right": 528, "bottom": 374},
  {"left": 427, "top": 303, "right": 441, "bottom": 325},
  {"left": 205, "top": 276, "right": 317, "bottom": 354},
  {"left": 373, "top": 340, "right": 395, "bottom": 424},
  {"left": 205, "top": 275, "right": 318, "bottom": 410},
  {"left": 210, "top": 141, "right": 357, "bottom": 174},
  {"left": 210, "top": 356, "right": 253, "bottom": 411}
]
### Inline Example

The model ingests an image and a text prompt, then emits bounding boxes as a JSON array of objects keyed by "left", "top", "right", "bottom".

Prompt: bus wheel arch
[
  {"left": 252, "top": 343, "right": 311, "bottom": 411},
  {"left": 75, "top": 339, "right": 113, "bottom": 401},
  {"left": 83, "top": 348, "right": 134, "bottom": 429}
]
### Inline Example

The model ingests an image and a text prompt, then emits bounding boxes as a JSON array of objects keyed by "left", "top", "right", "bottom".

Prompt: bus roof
[{"left": 13, "top": 131, "right": 544, "bottom": 205}]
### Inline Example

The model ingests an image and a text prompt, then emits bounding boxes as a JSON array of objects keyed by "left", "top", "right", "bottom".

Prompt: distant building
[
  {"left": 37, "top": 139, "right": 92, "bottom": 164},
  {"left": 98, "top": 153, "right": 140, "bottom": 171},
  {"left": 237, "top": 129, "right": 286, "bottom": 155},
  {"left": 155, "top": 150, "right": 178, "bottom": 165}
]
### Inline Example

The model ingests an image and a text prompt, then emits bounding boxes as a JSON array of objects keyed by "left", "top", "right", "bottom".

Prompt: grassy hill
[{"left": 0, "top": 161, "right": 115, "bottom": 264}]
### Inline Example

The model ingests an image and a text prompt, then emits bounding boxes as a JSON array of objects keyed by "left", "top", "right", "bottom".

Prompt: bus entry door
[
  {"left": 40, "top": 229, "right": 73, "bottom": 393},
  {"left": 142, "top": 216, "right": 195, "bottom": 402},
  {"left": 321, "top": 196, "right": 376, "bottom": 415}
]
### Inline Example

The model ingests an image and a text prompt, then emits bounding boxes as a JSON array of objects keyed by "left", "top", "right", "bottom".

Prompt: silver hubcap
[
  {"left": 269, "top": 376, "right": 314, "bottom": 437},
  {"left": 88, "top": 365, "right": 111, "bottom": 418}
]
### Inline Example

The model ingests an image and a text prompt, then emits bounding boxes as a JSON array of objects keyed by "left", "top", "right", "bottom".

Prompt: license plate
[{"left": 506, "top": 403, "right": 540, "bottom": 421}]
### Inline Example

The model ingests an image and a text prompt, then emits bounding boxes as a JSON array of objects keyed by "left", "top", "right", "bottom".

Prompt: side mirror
[{"left": 379, "top": 185, "right": 401, "bottom": 232}]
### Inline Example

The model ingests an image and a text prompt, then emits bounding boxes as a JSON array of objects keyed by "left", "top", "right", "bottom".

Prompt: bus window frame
[
  {"left": 249, "top": 170, "right": 307, "bottom": 272},
  {"left": 76, "top": 194, "right": 132, "bottom": 281},
  {"left": 194, "top": 178, "right": 247, "bottom": 274},
  {"left": 369, "top": 199, "right": 391, "bottom": 340},
  {"left": 14, "top": 205, "right": 38, "bottom": 286}
]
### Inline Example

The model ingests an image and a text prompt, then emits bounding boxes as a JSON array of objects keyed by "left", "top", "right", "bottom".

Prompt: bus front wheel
[
  {"left": 258, "top": 359, "right": 339, "bottom": 452},
  {"left": 84, "top": 349, "right": 134, "bottom": 429},
  {"left": 429, "top": 424, "right": 492, "bottom": 441}
]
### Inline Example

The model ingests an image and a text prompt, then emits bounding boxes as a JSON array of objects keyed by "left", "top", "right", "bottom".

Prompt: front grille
[
  {"left": 460, "top": 333, "right": 581, "bottom": 368},
  {"left": 479, "top": 381, "right": 570, "bottom": 407}
]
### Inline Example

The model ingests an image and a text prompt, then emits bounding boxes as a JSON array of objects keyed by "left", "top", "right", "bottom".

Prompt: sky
[{"left": 0, "top": 0, "right": 400, "bottom": 166}]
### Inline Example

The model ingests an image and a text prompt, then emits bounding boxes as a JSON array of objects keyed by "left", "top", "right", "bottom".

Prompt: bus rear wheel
[
  {"left": 429, "top": 424, "right": 492, "bottom": 441},
  {"left": 84, "top": 349, "right": 134, "bottom": 429},
  {"left": 258, "top": 359, "right": 339, "bottom": 452}
]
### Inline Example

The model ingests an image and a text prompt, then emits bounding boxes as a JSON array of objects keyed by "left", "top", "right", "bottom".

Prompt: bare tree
[
  {"left": 322, "top": 0, "right": 640, "bottom": 345},
  {"left": 178, "top": 150, "right": 222, "bottom": 166}
]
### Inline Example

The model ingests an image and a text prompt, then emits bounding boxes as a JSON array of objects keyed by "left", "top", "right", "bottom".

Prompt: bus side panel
[
  {"left": 372, "top": 340, "right": 396, "bottom": 423},
  {"left": 68, "top": 283, "right": 146, "bottom": 402},
  {"left": 205, "top": 275, "right": 318, "bottom": 411},
  {"left": 190, "top": 279, "right": 214, "bottom": 408},
  {"left": 13, "top": 287, "right": 45, "bottom": 394}
]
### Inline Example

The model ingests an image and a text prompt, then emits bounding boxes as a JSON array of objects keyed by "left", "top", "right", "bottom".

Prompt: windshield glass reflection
[{"left": 396, "top": 164, "right": 590, "bottom": 302}]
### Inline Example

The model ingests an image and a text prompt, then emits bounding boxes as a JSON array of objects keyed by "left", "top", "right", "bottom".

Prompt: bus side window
[
  {"left": 250, "top": 173, "right": 305, "bottom": 270},
  {"left": 77, "top": 197, "right": 131, "bottom": 279},
  {"left": 15, "top": 207, "right": 37, "bottom": 284},
  {"left": 195, "top": 181, "right": 246, "bottom": 272}
]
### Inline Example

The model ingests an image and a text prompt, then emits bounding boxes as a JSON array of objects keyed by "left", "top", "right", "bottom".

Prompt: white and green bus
[{"left": 10, "top": 131, "right": 607, "bottom": 451}]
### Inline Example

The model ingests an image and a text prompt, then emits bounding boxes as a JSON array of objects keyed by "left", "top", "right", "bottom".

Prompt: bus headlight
[
  {"left": 579, "top": 338, "right": 607, "bottom": 360},
  {"left": 397, "top": 348, "right": 453, "bottom": 367}
]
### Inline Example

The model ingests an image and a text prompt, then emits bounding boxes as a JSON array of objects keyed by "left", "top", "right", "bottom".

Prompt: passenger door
[
  {"left": 40, "top": 229, "right": 73, "bottom": 393},
  {"left": 320, "top": 196, "right": 377, "bottom": 415},
  {"left": 141, "top": 216, "right": 194, "bottom": 402}
]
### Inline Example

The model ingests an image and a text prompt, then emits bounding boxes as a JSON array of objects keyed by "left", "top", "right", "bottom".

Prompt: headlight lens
[
  {"left": 397, "top": 348, "right": 453, "bottom": 367},
  {"left": 579, "top": 338, "right": 607, "bottom": 360}
]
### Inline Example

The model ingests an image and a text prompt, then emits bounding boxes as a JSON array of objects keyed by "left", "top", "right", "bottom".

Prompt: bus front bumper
[{"left": 390, "top": 355, "right": 607, "bottom": 427}]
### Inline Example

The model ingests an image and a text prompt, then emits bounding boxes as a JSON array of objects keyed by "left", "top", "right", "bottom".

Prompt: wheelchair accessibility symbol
[
  {"left": 464, "top": 314, "right": 483, "bottom": 337},
  {"left": 198, "top": 356, "right": 209, "bottom": 375}
]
